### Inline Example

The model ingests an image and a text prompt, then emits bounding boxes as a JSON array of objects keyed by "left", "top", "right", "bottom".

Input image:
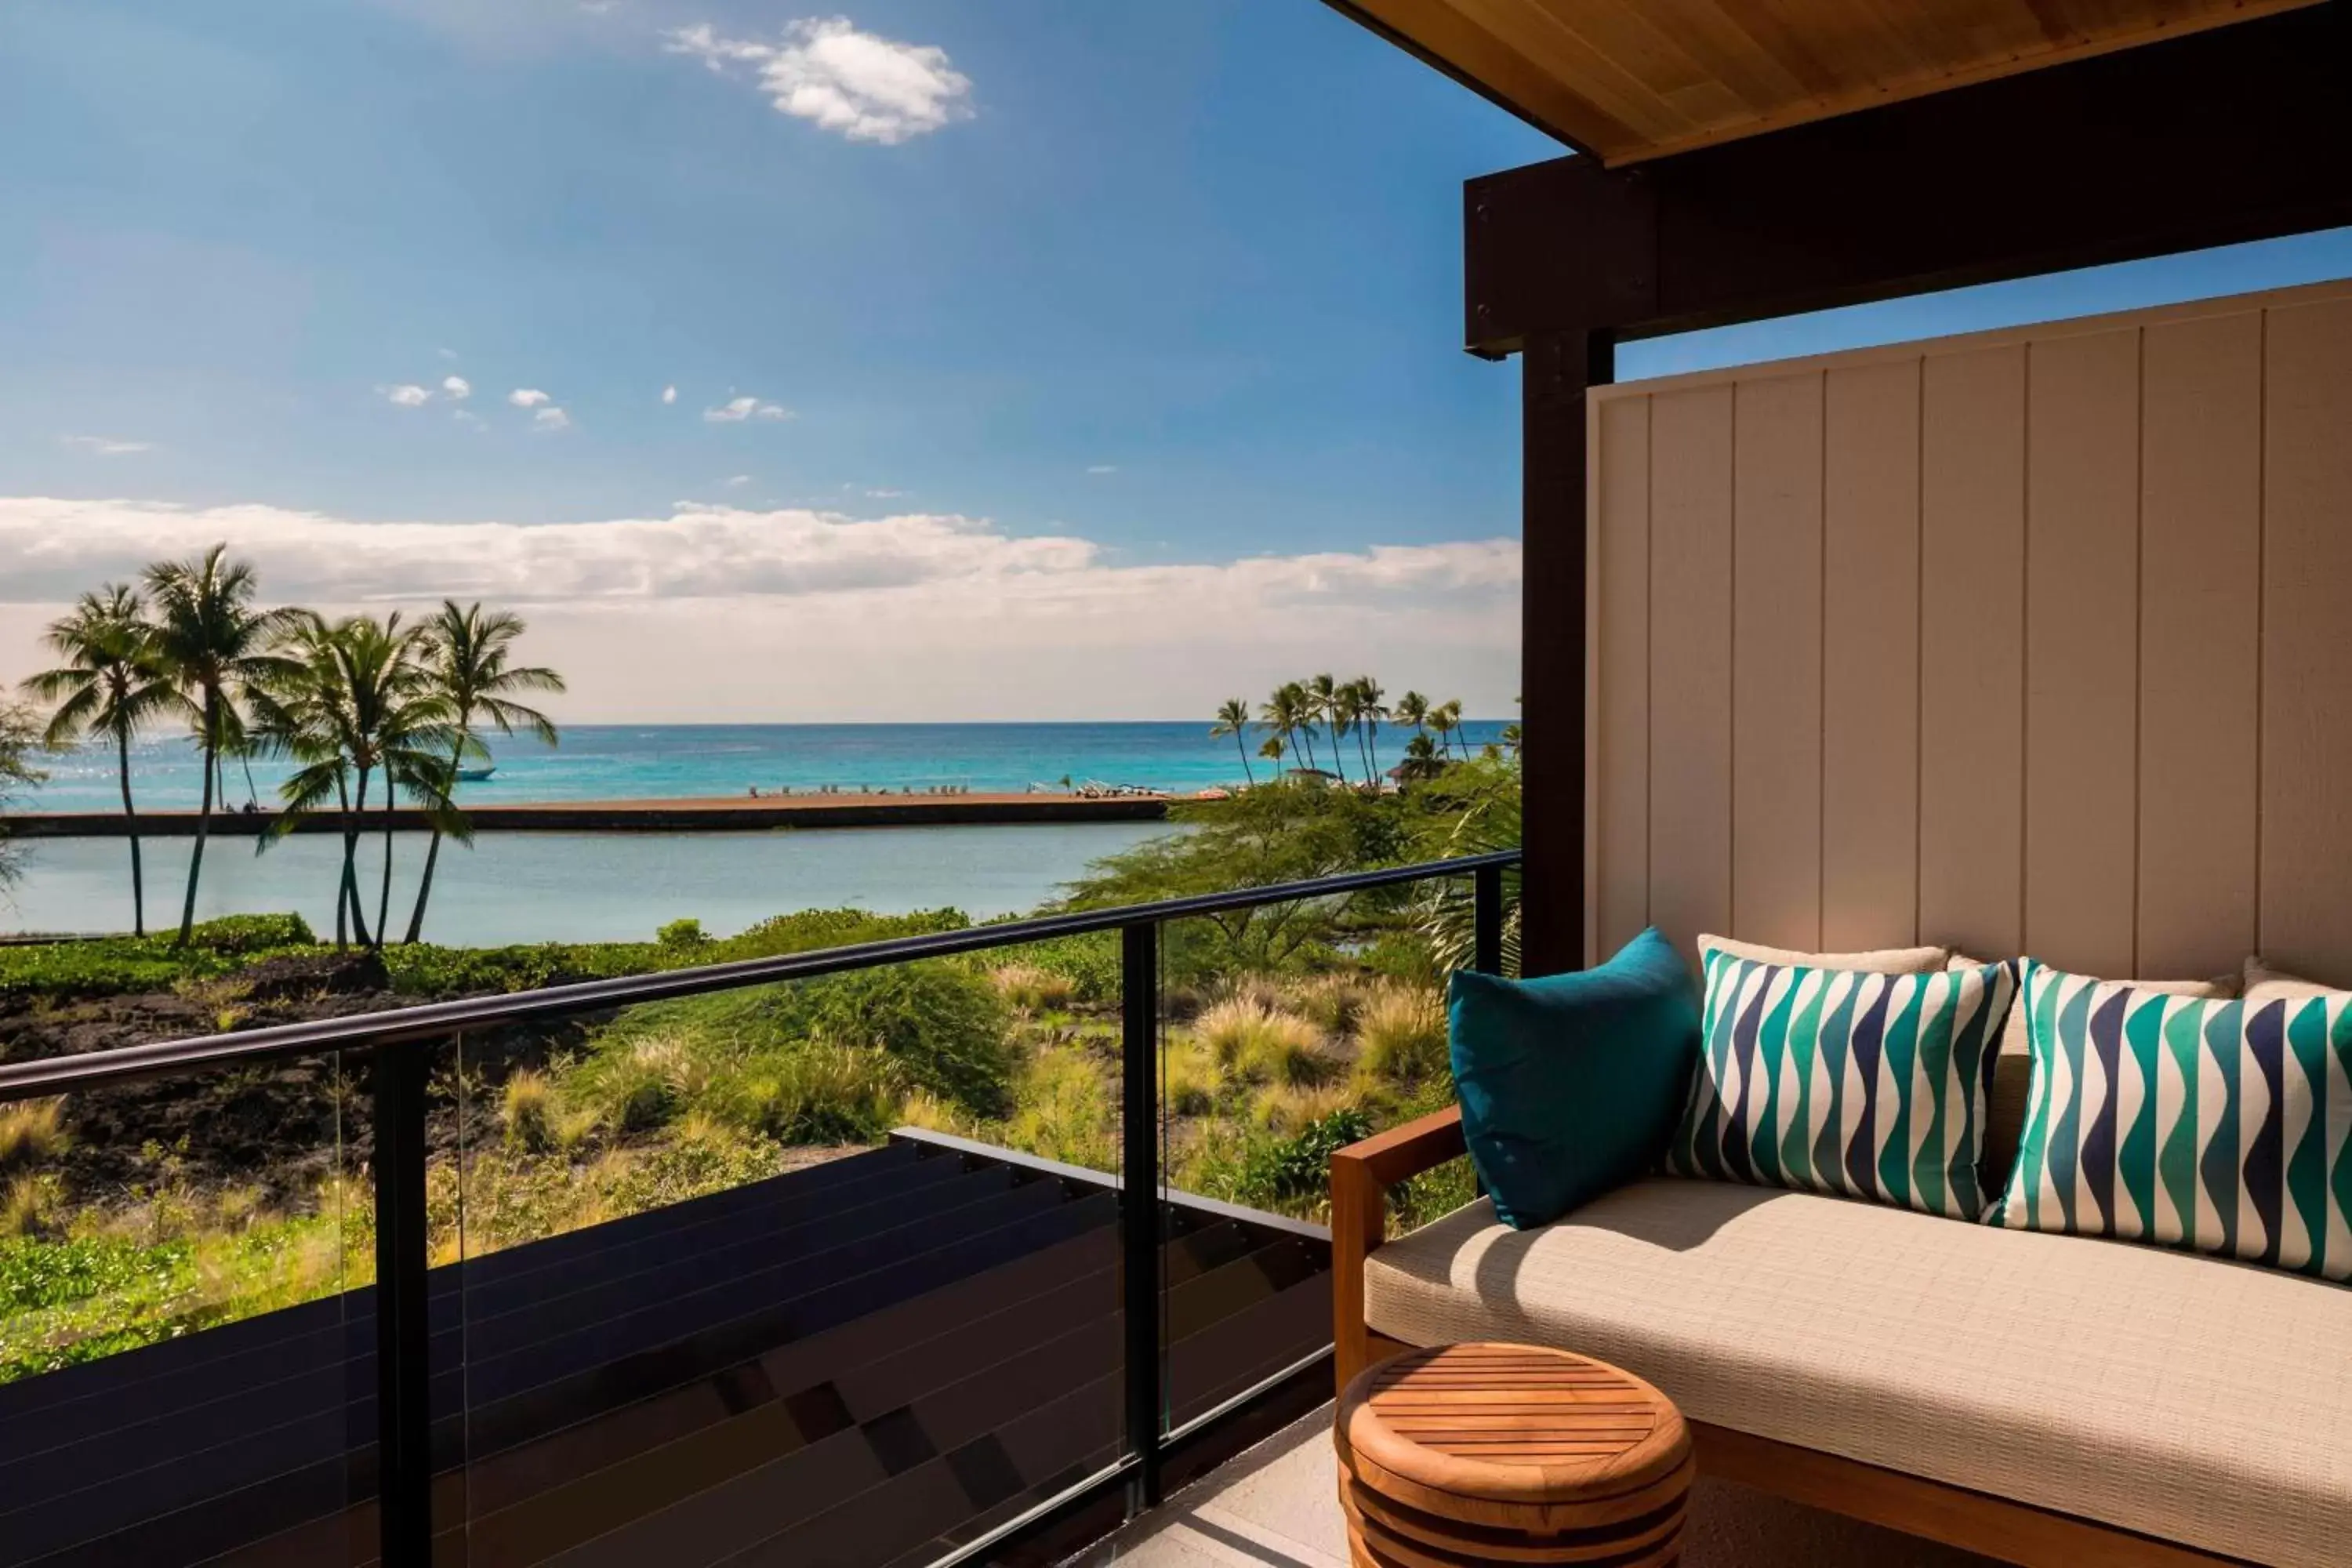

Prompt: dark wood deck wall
[{"left": 0, "top": 1138, "right": 1330, "bottom": 1568}]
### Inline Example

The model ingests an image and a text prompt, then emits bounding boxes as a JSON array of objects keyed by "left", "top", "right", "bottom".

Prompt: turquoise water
[
  {"left": 2, "top": 823, "right": 1172, "bottom": 945},
  {"left": 8, "top": 722, "right": 1507, "bottom": 942},
  {"left": 24, "top": 720, "right": 1509, "bottom": 812}
]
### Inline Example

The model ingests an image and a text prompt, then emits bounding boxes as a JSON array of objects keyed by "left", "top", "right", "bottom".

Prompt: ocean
[
  {"left": 1, "top": 824, "right": 1173, "bottom": 946},
  {"left": 4, "top": 721, "right": 1508, "bottom": 943},
  {"left": 21, "top": 720, "right": 1508, "bottom": 812}
]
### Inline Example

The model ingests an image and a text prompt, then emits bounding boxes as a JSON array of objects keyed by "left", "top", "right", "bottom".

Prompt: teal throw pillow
[{"left": 1448, "top": 927, "right": 1701, "bottom": 1229}]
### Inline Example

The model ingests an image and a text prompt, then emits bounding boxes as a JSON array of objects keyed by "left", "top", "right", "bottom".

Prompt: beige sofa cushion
[
  {"left": 1365, "top": 1180, "right": 2352, "bottom": 1567},
  {"left": 1700, "top": 935, "right": 1947, "bottom": 974},
  {"left": 1947, "top": 955, "right": 2236, "bottom": 1192}
]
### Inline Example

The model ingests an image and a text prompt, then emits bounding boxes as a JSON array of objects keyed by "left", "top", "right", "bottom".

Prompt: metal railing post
[
  {"left": 373, "top": 1041, "right": 435, "bottom": 1565},
  {"left": 1118, "top": 920, "right": 1163, "bottom": 1514},
  {"left": 1472, "top": 861, "right": 1505, "bottom": 976}
]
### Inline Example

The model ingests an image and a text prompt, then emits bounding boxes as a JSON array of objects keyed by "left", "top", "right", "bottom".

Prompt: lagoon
[{"left": 1, "top": 822, "right": 1171, "bottom": 946}]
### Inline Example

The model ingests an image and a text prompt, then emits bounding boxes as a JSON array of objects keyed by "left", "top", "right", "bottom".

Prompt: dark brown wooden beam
[
  {"left": 1466, "top": 2, "right": 2352, "bottom": 356},
  {"left": 1518, "top": 328, "right": 1609, "bottom": 978}
]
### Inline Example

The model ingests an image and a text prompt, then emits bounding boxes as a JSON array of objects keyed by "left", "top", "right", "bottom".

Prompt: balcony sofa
[{"left": 1330, "top": 953, "right": 2352, "bottom": 1568}]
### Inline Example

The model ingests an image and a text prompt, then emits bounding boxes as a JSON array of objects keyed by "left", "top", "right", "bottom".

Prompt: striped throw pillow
[
  {"left": 1665, "top": 952, "right": 2019, "bottom": 1219},
  {"left": 1987, "top": 962, "right": 2352, "bottom": 1281}
]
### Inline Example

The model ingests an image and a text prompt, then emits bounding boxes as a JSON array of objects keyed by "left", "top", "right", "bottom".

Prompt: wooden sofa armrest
[{"left": 1330, "top": 1105, "right": 1466, "bottom": 1395}]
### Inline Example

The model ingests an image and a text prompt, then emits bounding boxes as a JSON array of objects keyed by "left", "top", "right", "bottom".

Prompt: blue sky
[
  {"left": 2, "top": 2, "right": 2348, "bottom": 720},
  {"left": 0, "top": 1, "right": 1551, "bottom": 547}
]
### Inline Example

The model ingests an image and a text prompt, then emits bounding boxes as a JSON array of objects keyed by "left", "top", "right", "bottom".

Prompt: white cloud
[
  {"left": 533, "top": 406, "right": 572, "bottom": 431},
  {"left": 662, "top": 385, "right": 678, "bottom": 405},
  {"left": 1086, "top": 464, "right": 1118, "bottom": 475},
  {"left": 666, "top": 18, "right": 974, "bottom": 145},
  {"left": 0, "top": 496, "right": 1517, "bottom": 720},
  {"left": 442, "top": 376, "right": 473, "bottom": 400},
  {"left": 438, "top": 347, "right": 461, "bottom": 361},
  {"left": 508, "top": 387, "right": 552, "bottom": 408},
  {"left": 58, "top": 435, "right": 153, "bottom": 456},
  {"left": 384, "top": 384, "right": 434, "bottom": 408},
  {"left": 705, "top": 395, "right": 791, "bottom": 423},
  {"left": 724, "top": 474, "right": 753, "bottom": 487}
]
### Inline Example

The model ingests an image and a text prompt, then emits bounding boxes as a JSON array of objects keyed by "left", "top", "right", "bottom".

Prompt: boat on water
[{"left": 456, "top": 766, "right": 497, "bottom": 783}]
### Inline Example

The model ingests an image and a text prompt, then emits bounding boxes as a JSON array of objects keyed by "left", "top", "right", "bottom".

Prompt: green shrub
[
  {"left": 707, "top": 1044, "right": 905, "bottom": 1144},
  {"left": 1162, "top": 1036, "right": 1220, "bottom": 1118},
  {"left": 994, "top": 930, "right": 1121, "bottom": 1004},
  {"left": 1196, "top": 998, "right": 1329, "bottom": 1087},
  {"left": 0, "top": 1100, "right": 67, "bottom": 1171},
  {"left": 710, "top": 907, "right": 968, "bottom": 963},
  {"left": 989, "top": 963, "right": 1076, "bottom": 1014},
  {"left": 501, "top": 1069, "right": 556, "bottom": 1152},
  {"left": 1000, "top": 1045, "right": 1116, "bottom": 1172},
  {"left": 570, "top": 1036, "right": 691, "bottom": 1133},
  {"left": 587, "top": 959, "right": 1012, "bottom": 1121},
  {"left": 796, "top": 964, "right": 1014, "bottom": 1115},
  {"left": 0, "top": 915, "right": 319, "bottom": 1001},
  {"left": 1354, "top": 985, "right": 1449, "bottom": 1083},
  {"left": 1233, "top": 1108, "right": 1372, "bottom": 1210},
  {"left": 655, "top": 918, "right": 710, "bottom": 952},
  {"left": 182, "top": 913, "right": 316, "bottom": 955}
]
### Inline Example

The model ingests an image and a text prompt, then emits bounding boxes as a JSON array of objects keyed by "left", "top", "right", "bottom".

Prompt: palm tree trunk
[
  {"left": 375, "top": 777, "right": 397, "bottom": 950},
  {"left": 345, "top": 768, "right": 372, "bottom": 949},
  {"left": 329, "top": 782, "right": 348, "bottom": 951},
  {"left": 1234, "top": 735, "right": 1254, "bottom": 787},
  {"left": 1328, "top": 721, "right": 1348, "bottom": 784},
  {"left": 377, "top": 814, "right": 396, "bottom": 953},
  {"left": 402, "top": 739, "right": 463, "bottom": 945},
  {"left": 176, "top": 694, "right": 216, "bottom": 946},
  {"left": 117, "top": 730, "right": 144, "bottom": 938}
]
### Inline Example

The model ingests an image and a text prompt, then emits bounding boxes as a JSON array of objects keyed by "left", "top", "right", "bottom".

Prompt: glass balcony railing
[{"left": 0, "top": 852, "right": 1515, "bottom": 1568}]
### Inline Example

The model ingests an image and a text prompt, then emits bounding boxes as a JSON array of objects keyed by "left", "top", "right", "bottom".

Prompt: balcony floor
[{"left": 1076, "top": 1406, "right": 2006, "bottom": 1568}]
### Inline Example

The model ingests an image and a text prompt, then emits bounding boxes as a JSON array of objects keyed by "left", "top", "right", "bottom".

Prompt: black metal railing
[{"left": 0, "top": 850, "right": 1516, "bottom": 1566}]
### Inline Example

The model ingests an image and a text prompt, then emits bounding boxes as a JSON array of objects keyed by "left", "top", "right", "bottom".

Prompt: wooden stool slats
[
  {"left": 1335, "top": 1343, "right": 1692, "bottom": 1566},
  {"left": 1343, "top": 1476, "right": 1690, "bottom": 1564}
]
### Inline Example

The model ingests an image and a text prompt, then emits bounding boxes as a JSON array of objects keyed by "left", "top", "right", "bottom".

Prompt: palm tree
[
  {"left": 0, "top": 703, "right": 44, "bottom": 892},
  {"left": 20, "top": 586, "right": 176, "bottom": 935},
  {"left": 143, "top": 546, "right": 300, "bottom": 946},
  {"left": 252, "top": 614, "right": 365, "bottom": 946},
  {"left": 1347, "top": 676, "right": 1387, "bottom": 784},
  {"left": 402, "top": 602, "right": 563, "bottom": 944},
  {"left": 1210, "top": 698, "right": 1256, "bottom": 788},
  {"left": 1395, "top": 731, "right": 1446, "bottom": 782},
  {"left": 1307, "top": 673, "right": 1349, "bottom": 784},
  {"left": 1257, "top": 735, "right": 1287, "bottom": 772},
  {"left": 254, "top": 614, "right": 460, "bottom": 951},
  {"left": 1393, "top": 691, "right": 1431, "bottom": 739},
  {"left": 1261, "top": 684, "right": 1316, "bottom": 775},
  {"left": 1430, "top": 699, "right": 1465, "bottom": 758}
]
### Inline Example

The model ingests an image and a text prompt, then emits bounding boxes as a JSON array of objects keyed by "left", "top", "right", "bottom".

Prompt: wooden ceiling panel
[{"left": 1339, "top": 0, "right": 2327, "bottom": 162}]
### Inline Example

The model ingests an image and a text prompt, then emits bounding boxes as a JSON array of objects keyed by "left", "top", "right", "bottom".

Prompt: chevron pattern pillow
[
  {"left": 1665, "top": 951, "right": 2020, "bottom": 1219},
  {"left": 1987, "top": 962, "right": 2352, "bottom": 1280}
]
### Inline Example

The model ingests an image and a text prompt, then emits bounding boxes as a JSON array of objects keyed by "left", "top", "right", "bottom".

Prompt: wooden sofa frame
[{"left": 1330, "top": 1105, "right": 2249, "bottom": 1568}]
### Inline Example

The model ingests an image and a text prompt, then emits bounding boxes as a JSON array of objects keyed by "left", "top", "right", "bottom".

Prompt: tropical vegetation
[
  {"left": 0, "top": 761, "right": 1519, "bottom": 1383},
  {"left": 13, "top": 548, "right": 563, "bottom": 949},
  {"left": 1216, "top": 675, "right": 1504, "bottom": 791},
  {"left": 0, "top": 702, "right": 42, "bottom": 893}
]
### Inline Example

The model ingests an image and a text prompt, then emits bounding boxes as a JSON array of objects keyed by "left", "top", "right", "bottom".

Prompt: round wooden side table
[{"left": 1334, "top": 1342, "right": 1693, "bottom": 1567}]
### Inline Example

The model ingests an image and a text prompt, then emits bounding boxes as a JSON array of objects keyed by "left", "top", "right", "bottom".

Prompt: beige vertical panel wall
[{"left": 1586, "top": 278, "right": 2352, "bottom": 985}]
